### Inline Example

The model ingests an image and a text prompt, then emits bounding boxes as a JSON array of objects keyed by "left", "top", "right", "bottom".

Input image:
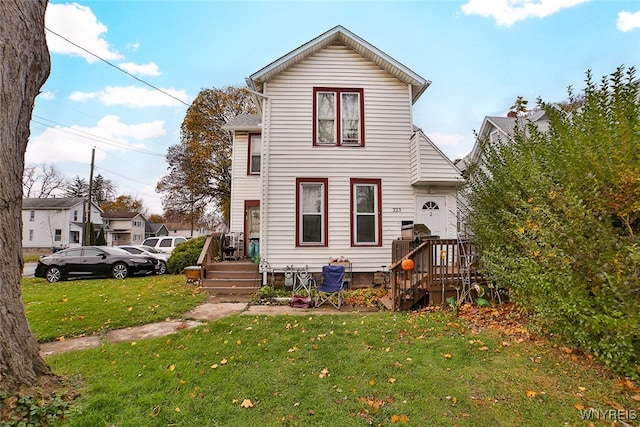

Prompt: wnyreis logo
[{"left": 579, "top": 408, "right": 637, "bottom": 421}]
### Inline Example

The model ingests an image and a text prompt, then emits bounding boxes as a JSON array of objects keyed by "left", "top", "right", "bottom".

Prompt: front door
[
  {"left": 244, "top": 200, "right": 260, "bottom": 256},
  {"left": 416, "top": 196, "right": 447, "bottom": 238}
]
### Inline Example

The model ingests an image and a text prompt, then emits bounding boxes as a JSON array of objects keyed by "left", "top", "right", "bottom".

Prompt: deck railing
[
  {"left": 388, "top": 238, "right": 482, "bottom": 311},
  {"left": 196, "top": 232, "right": 223, "bottom": 280}
]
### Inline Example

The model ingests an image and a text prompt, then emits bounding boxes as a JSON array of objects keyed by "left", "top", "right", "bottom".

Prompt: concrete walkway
[{"left": 39, "top": 301, "right": 370, "bottom": 357}]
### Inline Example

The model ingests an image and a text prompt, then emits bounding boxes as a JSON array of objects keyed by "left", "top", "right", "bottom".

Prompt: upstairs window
[
  {"left": 313, "top": 88, "right": 364, "bottom": 147},
  {"left": 248, "top": 133, "right": 261, "bottom": 175},
  {"left": 29, "top": 210, "right": 35, "bottom": 222}
]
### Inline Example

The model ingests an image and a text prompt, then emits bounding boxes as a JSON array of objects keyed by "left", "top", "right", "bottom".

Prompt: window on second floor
[
  {"left": 73, "top": 210, "right": 78, "bottom": 221},
  {"left": 248, "top": 133, "right": 261, "bottom": 175},
  {"left": 313, "top": 88, "right": 364, "bottom": 147},
  {"left": 296, "top": 178, "right": 328, "bottom": 247},
  {"left": 133, "top": 220, "right": 144, "bottom": 228},
  {"left": 29, "top": 210, "right": 35, "bottom": 222}
]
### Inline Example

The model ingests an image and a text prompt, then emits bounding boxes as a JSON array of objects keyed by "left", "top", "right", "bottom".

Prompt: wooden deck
[{"left": 381, "top": 238, "right": 485, "bottom": 311}]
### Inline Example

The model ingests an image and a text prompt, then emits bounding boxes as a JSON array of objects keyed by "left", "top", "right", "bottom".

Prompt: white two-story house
[
  {"left": 225, "top": 26, "right": 464, "bottom": 277},
  {"left": 22, "top": 197, "right": 103, "bottom": 251}
]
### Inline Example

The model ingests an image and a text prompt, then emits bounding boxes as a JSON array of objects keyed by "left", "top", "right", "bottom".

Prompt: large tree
[
  {"left": 157, "top": 86, "right": 256, "bottom": 224},
  {"left": 0, "top": 0, "right": 54, "bottom": 393}
]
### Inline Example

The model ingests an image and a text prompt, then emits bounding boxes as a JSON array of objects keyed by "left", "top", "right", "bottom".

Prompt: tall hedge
[
  {"left": 167, "top": 236, "right": 206, "bottom": 274},
  {"left": 464, "top": 67, "right": 640, "bottom": 380}
]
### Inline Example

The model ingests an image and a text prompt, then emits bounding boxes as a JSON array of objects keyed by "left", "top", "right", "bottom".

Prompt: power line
[
  {"left": 45, "top": 26, "right": 190, "bottom": 107},
  {"left": 31, "top": 116, "right": 166, "bottom": 157}
]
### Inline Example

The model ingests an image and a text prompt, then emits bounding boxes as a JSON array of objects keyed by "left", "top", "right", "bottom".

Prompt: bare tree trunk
[{"left": 0, "top": 0, "right": 53, "bottom": 393}]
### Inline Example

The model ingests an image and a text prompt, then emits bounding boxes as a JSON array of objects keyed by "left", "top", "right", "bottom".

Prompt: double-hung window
[
  {"left": 248, "top": 134, "right": 261, "bottom": 175},
  {"left": 351, "top": 178, "right": 382, "bottom": 246},
  {"left": 314, "top": 88, "right": 364, "bottom": 146},
  {"left": 296, "top": 178, "right": 328, "bottom": 246}
]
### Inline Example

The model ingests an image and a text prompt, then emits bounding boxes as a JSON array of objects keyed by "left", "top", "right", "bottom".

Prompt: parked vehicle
[
  {"left": 119, "top": 245, "right": 170, "bottom": 274},
  {"left": 35, "top": 246, "right": 158, "bottom": 283},
  {"left": 141, "top": 236, "right": 188, "bottom": 254}
]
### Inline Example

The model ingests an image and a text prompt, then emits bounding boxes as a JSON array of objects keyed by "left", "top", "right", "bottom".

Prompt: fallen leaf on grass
[
  {"left": 240, "top": 399, "right": 253, "bottom": 408},
  {"left": 388, "top": 378, "right": 397, "bottom": 383},
  {"left": 318, "top": 368, "right": 329, "bottom": 378},
  {"left": 390, "top": 414, "right": 408, "bottom": 423},
  {"left": 526, "top": 390, "right": 537, "bottom": 398},
  {"left": 632, "top": 395, "right": 640, "bottom": 402},
  {"left": 442, "top": 353, "right": 452, "bottom": 359},
  {"left": 574, "top": 403, "right": 585, "bottom": 410}
]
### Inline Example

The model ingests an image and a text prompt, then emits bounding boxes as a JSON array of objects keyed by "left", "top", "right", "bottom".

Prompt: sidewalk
[{"left": 39, "top": 299, "right": 373, "bottom": 357}]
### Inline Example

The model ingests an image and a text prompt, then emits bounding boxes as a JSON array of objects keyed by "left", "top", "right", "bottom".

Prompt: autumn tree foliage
[
  {"left": 157, "top": 86, "right": 256, "bottom": 224},
  {"left": 0, "top": 0, "right": 54, "bottom": 393},
  {"left": 464, "top": 67, "right": 640, "bottom": 380},
  {"left": 100, "top": 194, "right": 147, "bottom": 215}
]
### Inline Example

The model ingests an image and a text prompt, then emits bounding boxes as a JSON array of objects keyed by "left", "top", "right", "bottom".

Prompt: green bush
[
  {"left": 166, "top": 236, "right": 206, "bottom": 274},
  {"left": 464, "top": 66, "right": 640, "bottom": 380}
]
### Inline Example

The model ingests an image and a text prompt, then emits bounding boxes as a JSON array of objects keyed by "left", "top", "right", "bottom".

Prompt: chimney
[{"left": 507, "top": 111, "right": 517, "bottom": 118}]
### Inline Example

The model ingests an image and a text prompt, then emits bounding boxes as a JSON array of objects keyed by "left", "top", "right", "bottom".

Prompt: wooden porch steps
[{"left": 200, "top": 261, "right": 261, "bottom": 295}]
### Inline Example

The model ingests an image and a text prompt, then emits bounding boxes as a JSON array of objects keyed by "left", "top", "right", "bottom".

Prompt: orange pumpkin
[{"left": 401, "top": 258, "right": 415, "bottom": 271}]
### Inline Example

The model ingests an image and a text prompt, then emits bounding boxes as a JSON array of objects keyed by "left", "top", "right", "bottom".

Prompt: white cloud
[
  {"left": 39, "top": 91, "right": 56, "bottom": 101},
  {"left": 119, "top": 61, "right": 162, "bottom": 77},
  {"left": 26, "top": 115, "right": 166, "bottom": 165},
  {"left": 46, "top": 3, "right": 122, "bottom": 63},
  {"left": 617, "top": 10, "right": 640, "bottom": 32},
  {"left": 461, "top": 0, "right": 589, "bottom": 27},
  {"left": 69, "top": 85, "right": 188, "bottom": 108},
  {"left": 428, "top": 131, "right": 466, "bottom": 148}
]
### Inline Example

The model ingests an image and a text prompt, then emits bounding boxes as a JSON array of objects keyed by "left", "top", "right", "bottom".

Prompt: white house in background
[
  {"left": 224, "top": 25, "right": 465, "bottom": 274},
  {"left": 453, "top": 109, "right": 550, "bottom": 233},
  {"left": 22, "top": 197, "right": 103, "bottom": 251},
  {"left": 102, "top": 211, "right": 148, "bottom": 246},
  {"left": 164, "top": 222, "right": 212, "bottom": 238},
  {"left": 455, "top": 109, "right": 550, "bottom": 175}
]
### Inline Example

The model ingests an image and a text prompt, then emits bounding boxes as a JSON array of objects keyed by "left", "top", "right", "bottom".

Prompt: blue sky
[{"left": 30, "top": 0, "right": 640, "bottom": 215}]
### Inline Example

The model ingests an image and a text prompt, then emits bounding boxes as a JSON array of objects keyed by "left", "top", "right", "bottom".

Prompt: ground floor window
[
  {"left": 351, "top": 178, "right": 382, "bottom": 246},
  {"left": 54, "top": 229, "right": 62, "bottom": 242},
  {"left": 296, "top": 178, "right": 328, "bottom": 246}
]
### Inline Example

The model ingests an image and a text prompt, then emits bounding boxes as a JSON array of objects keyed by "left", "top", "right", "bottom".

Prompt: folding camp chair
[{"left": 314, "top": 264, "right": 346, "bottom": 309}]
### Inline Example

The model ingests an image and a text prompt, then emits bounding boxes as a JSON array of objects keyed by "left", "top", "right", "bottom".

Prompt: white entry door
[{"left": 416, "top": 196, "right": 447, "bottom": 238}]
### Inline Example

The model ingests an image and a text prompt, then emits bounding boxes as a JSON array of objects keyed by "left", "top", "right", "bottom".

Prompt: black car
[{"left": 35, "top": 246, "right": 158, "bottom": 283}]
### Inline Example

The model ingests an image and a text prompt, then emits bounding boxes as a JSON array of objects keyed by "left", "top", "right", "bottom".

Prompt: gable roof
[
  {"left": 101, "top": 211, "right": 144, "bottom": 220},
  {"left": 22, "top": 197, "right": 99, "bottom": 210},
  {"left": 456, "top": 109, "right": 550, "bottom": 173},
  {"left": 246, "top": 25, "right": 430, "bottom": 104}
]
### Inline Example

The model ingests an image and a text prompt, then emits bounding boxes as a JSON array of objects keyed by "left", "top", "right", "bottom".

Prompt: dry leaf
[
  {"left": 575, "top": 403, "right": 585, "bottom": 410},
  {"left": 442, "top": 353, "right": 452, "bottom": 359},
  {"left": 240, "top": 399, "right": 253, "bottom": 408},
  {"left": 220, "top": 358, "right": 228, "bottom": 365},
  {"left": 632, "top": 395, "right": 640, "bottom": 402},
  {"left": 526, "top": 390, "right": 537, "bottom": 398},
  {"left": 388, "top": 378, "right": 397, "bottom": 383},
  {"left": 168, "top": 364, "right": 175, "bottom": 371}
]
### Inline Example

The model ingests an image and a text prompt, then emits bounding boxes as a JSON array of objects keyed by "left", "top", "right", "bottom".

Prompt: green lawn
[
  {"left": 22, "top": 275, "right": 207, "bottom": 342},
  {"left": 45, "top": 310, "right": 638, "bottom": 426},
  {"left": 16, "top": 276, "right": 639, "bottom": 426}
]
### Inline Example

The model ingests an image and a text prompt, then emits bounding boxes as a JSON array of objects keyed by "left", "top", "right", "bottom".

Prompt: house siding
[
  {"left": 230, "top": 132, "right": 262, "bottom": 232},
  {"left": 260, "top": 44, "right": 416, "bottom": 272}
]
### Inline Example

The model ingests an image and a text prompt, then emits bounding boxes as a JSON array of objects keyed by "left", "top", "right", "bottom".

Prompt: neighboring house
[
  {"left": 454, "top": 109, "right": 550, "bottom": 232},
  {"left": 22, "top": 197, "right": 103, "bottom": 251},
  {"left": 224, "top": 26, "right": 464, "bottom": 275},
  {"left": 147, "top": 222, "right": 169, "bottom": 238},
  {"left": 164, "top": 222, "right": 211, "bottom": 238},
  {"left": 102, "top": 212, "right": 148, "bottom": 246},
  {"left": 455, "top": 109, "right": 550, "bottom": 175}
]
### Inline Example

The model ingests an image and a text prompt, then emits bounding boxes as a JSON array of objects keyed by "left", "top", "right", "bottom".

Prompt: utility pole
[{"left": 84, "top": 147, "right": 95, "bottom": 245}]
